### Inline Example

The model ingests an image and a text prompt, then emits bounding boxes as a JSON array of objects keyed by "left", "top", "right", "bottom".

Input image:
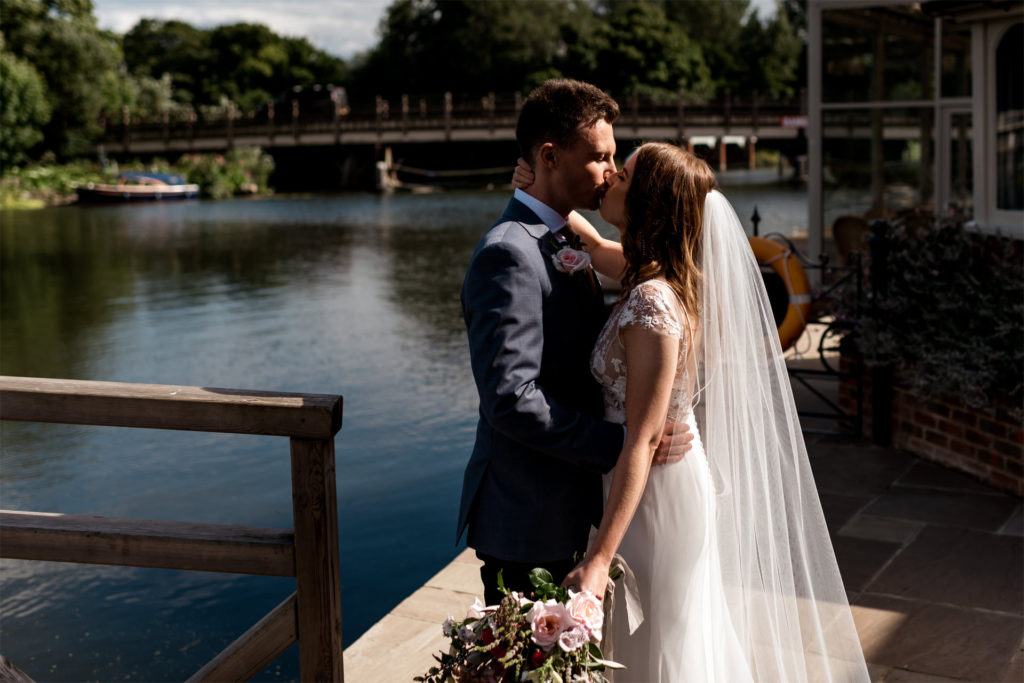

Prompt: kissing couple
[{"left": 457, "top": 79, "right": 868, "bottom": 681}]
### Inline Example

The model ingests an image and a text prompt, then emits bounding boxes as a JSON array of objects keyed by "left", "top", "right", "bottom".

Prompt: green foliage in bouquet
[
  {"left": 416, "top": 568, "right": 622, "bottom": 683},
  {"left": 833, "top": 207, "right": 1023, "bottom": 417}
]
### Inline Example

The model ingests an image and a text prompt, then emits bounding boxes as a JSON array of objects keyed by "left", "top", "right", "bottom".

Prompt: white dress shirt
[{"left": 514, "top": 188, "right": 566, "bottom": 234}]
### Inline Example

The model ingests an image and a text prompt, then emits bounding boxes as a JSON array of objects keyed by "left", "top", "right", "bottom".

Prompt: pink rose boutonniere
[{"left": 551, "top": 246, "right": 592, "bottom": 274}]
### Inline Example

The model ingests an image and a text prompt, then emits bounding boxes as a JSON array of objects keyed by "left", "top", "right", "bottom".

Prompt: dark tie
[{"left": 556, "top": 226, "right": 581, "bottom": 250}]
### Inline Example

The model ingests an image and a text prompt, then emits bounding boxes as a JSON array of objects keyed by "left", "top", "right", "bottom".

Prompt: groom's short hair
[{"left": 516, "top": 79, "right": 619, "bottom": 165}]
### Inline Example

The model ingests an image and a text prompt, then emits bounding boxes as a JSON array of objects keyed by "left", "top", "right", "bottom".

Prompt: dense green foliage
[
  {"left": 1, "top": 0, "right": 120, "bottom": 158},
  {"left": 1, "top": 0, "right": 805, "bottom": 167},
  {"left": 0, "top": 146, "right": 274, "bottom": 207},
  {"left": 351, "top": 0, "right": 802, "bottom": 102},
  {"left": 124, "top": 20, "right": 348, "bottom": 114},
  {"left": 0, "top": 44, "right": 52, "bottom": 167},
  {"left": 837, "top": 208, "right": 1024, "bottom": 416}
]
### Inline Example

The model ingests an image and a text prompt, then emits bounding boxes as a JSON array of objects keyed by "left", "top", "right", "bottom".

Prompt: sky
[{"left": 94, "top": 0, "right": 779, "bottom": 60}]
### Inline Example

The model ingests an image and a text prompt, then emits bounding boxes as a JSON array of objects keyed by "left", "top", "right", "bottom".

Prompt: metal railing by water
[{"left": 0, "top": 376, "right": 345, "bottom": 682}]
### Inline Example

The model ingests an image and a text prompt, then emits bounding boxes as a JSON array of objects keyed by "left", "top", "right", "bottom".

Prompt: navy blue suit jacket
[{"left": 457, "top": 197, "right": 624, "bottom": 563}]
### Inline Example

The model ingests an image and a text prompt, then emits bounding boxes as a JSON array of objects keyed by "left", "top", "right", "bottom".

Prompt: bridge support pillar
[
  {"left": 718, "top": 138, "right": 727, "bottom": 172},
  {"left": 748, "top": 135, "right": 757, "bottom": 170}
]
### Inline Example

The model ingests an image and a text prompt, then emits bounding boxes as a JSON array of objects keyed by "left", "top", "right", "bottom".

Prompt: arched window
[{"left": 995, "top": 23, "right": 1023, "bottom": 211}]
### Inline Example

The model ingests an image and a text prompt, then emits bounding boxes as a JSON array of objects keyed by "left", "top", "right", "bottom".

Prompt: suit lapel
[{"left": 498, "top": 197, "right": 603, "bottom": 302}]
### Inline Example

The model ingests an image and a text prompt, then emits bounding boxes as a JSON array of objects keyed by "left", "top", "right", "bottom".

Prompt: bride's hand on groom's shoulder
[
  {"left": 512, "top": 158, "right": 535, "bottom": 189},
  {"left": 652, "top": 421, "right": 692, "bottom": 466}
]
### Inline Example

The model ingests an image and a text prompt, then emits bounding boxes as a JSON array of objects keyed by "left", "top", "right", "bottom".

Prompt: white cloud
[{"left": 94, "top": 0, "right": 391, "bottom": 58}]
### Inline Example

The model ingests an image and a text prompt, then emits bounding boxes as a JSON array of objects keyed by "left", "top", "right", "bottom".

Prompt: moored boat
[{"left": 76, "top": 172, "right": 200, "bottom": 203}]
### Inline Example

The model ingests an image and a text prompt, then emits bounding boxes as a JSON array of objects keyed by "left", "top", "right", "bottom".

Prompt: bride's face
[{"left": 598, "top": 153, "right": 636, "bottom": 231}]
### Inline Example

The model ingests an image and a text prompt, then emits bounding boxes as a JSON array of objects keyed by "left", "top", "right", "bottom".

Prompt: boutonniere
[
  {"left": 541, "top": 231, "right": 591, "bottom": 275},
  {"left": 551, "top": 245, "right": 592, "bottom": 274}
]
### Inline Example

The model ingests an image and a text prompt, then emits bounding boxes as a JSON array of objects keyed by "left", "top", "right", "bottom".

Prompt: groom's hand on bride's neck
[{"left": 652, "top": 422, "right": 692, "bottom": 466}]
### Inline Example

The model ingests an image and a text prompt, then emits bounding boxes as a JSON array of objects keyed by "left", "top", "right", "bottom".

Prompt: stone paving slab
[
  {"left": 344, "top": 548, "right": 483, "bottom": 682},
  {"left": 850, "top": 594, "right": 1022, "bottom": 681},
  {"left": 866, "top": 526, "right": 1023, "bottom": 614}
]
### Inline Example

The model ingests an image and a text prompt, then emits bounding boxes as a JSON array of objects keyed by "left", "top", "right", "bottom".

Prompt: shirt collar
[{"left": 514, "top": 188, "right": 566, "bottom": 233}]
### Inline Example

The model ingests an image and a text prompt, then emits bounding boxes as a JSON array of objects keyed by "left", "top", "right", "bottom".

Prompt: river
[{"left": 0, "top": 178, "right": 806, "bottom": 681}]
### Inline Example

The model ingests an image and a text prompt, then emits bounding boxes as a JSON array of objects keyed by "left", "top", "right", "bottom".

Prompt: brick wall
[{"left": 839, "top": 353, "right": 1023, "bottom": 496}]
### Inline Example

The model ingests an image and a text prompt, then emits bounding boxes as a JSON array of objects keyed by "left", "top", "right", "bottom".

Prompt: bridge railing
[
  {"left": 104, "top": 90, "right": 806, "bottom": 146},
  {"left": 0, "top": 376, "right": 345, "bottom": 682}
]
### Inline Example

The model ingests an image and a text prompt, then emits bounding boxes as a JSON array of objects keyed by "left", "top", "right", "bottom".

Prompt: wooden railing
[
  {"left": 0, "top": 376, "right": 345, "bottom": 682},
  {"left": 103, "top": 90, "right": 806, "bottom": 148}
]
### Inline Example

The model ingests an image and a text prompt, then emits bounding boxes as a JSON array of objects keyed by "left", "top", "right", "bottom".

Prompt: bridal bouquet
[{"left": 415, "top": 568, "right": 623, "bottom": 683}]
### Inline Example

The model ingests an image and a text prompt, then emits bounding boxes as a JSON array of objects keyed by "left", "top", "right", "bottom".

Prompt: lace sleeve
[{"left": 619, "top": 281, "right": 683, "bottom": 337}]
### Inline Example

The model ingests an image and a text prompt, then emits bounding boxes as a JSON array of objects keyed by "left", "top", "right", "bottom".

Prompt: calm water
[{"left": 0, "top": 180, "right": 806, "bottom": 681}]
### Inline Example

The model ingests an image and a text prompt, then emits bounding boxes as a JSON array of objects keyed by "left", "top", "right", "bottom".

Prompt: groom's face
[{"left": 555, "top": 118, "right": 617, "bottom": 211}]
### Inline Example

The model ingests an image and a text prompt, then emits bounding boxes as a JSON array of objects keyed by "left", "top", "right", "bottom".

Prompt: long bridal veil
[{"left": 687, "top": 190, "right": 869, "bottom": 681}]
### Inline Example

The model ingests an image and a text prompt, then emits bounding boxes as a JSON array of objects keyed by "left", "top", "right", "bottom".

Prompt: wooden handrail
[
  {"left": 0, "top": 511, "right": 295, "bottom": 576},
  {"left": 0, "top": 376, "right": 342, "bottom": 439},
  {"left": 0, "top": 376, "right": 345, "bottom": 681}
]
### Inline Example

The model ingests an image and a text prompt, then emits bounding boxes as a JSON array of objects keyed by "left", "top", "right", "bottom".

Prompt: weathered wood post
[
  {"left": 122, "top": 103, "right": 131, "bottom": 154},
  {"left": 444, "top": 92, "right": 453, "bottom": 142},
  {"left": 676, "top": 88, "right": 686, "bottom": 141},
  {"left": 227, "top": 101, "right": 235, "bottom": 149},
  {"left": 749, "top": 90, "right": 759, "bottom": 169},
  {"left": 375, "top": 95, "right": 384, "bottom": 141},
  {"left": 267, "top": 99, "right": 275, "bottom": 143},
  {"left": 290, "top": 436, "right": 344, "bottom": 681},
  {"left": 334, "top": 94, "right": 343, "bottom": 144}
]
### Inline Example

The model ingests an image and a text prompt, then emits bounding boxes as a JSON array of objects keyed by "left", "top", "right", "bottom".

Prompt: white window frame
[{"left": 974, "top": 18, "right": 1024, "bottom": 237}]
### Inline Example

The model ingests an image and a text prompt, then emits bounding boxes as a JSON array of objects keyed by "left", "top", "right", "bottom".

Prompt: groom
[{"left": 458, "top": 79, "right": 688, "bottom": 604}]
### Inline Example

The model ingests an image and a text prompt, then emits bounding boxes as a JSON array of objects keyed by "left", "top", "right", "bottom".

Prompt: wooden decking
[{"left": 343, "top": 549, "right": 484, "bottom": 681}]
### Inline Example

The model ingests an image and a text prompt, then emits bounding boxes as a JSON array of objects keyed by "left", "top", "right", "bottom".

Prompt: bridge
[{"left": 101, "top": 91, "right": 808, "bottom": 172}]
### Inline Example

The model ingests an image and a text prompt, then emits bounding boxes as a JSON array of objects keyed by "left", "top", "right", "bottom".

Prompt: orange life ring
[{"left": 748, "top": 236, "right": 812, "bottom": 351}]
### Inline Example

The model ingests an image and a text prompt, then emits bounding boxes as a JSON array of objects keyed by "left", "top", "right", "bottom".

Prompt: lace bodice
[{"left": 590, "top": 279, "right": 696, "bottom": 425}]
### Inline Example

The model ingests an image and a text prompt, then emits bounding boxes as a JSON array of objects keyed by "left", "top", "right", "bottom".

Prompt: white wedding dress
[
  {"left": 586, "top": 191, "right": 868, "bottom": 683},
  {"left": 591, "top": 279, "right": 754, "bottom": 682}
]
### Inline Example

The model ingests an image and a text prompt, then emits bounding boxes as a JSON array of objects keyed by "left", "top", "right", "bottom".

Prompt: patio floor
[{"left": 345, "top": 339, "right": 1023, "bottom": 681}]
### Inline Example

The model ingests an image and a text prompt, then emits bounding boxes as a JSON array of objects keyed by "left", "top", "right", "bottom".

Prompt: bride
[{"left": 516, "top": 143, "right": 868, "bottom": 681}]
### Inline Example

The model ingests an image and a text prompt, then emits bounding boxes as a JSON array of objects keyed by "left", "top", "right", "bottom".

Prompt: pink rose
[
  {"left": 567, "top": 590, "right": 604, "bottom": 639},
  {"left": 528, "top": 599, "right": 570, "bottom": 650},
  {"left": 557, "top": 624, "right": 590, "bottom": 652},
  {"left": 551, "top": 247, "right": 592, "bottom": 274}
]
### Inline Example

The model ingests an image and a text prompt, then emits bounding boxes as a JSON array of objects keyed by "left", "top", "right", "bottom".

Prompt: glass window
[
  {"left": 948, "top": 112, "right": 973, "bottom": 214},
  {"left": 822, "top": 107, "right": 935, "bottom": 231},
  {"left": 822, "top": 8, "right": 934, "bottom": 103},
  {"left": 941, "top": 19, "right": 972, "bottom": 99},
  {"left": 996, "top": 23, "right": 1023, "bottom": 211}
]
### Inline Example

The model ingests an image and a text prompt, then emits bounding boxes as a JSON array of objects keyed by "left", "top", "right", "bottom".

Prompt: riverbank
[{"left": 0, "top": 147, "right": 274, "bottom": 209}]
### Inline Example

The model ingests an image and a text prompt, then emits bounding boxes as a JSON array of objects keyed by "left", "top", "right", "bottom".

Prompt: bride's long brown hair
[{"left": 620, "top": 143, "right": 716, "bottom": 318}]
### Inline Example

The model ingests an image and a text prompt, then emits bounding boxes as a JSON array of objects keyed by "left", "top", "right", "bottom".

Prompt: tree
[
  {"left": 1, "top": 0, "right": 119, "bottom": 157},
  {"left": 736, "top": 6, "right": 802, "bottom": 98},
  {"left": 353, "top": 0, "right": 577, "bottom": 97},
  {"left": 584, "top": 1, "right": 713, "bottom": 101},
  {"left": 0, "top": 46, "right": 52, "bottom": 167},
  {"left": 123, "top": 19, "right": 211, "bottom": 106},
  {"left": 123, "top": 19, "right": 348, "bottom": 115}
]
